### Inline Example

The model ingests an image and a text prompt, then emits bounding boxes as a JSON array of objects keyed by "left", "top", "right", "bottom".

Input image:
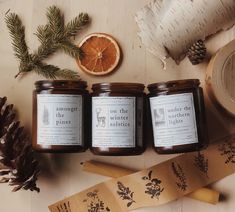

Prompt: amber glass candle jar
[
  {"left": 32, "top": 80, "right": 89, "bottom": 153},
  {"left": 91, "top": 83, "right": 146, "bottom": 156},
  {"left": 148, "top": 79, "right": 208, "bottom": 154}
]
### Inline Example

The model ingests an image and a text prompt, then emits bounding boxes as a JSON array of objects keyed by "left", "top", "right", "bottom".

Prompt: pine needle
[
  {"left": 59, "top": 40, "right": 83, "bottom": 59},
  {"left": 5, "top": 6, "right": 90, "bottom": 79},
  {"left": 34, "top": 63, "right": 80, "bottom": 80},
  {"left": 5, "top": 13, "right": 30, "bottom": 62},
  {"left": 65, "top": 13, "right": 90, "bottom": 37},
  {"left": 46, "top": 6, "right": 64, "bottom": 35},
  {"left": 35, "top": 25, "right": 51, "bottom": 44}
]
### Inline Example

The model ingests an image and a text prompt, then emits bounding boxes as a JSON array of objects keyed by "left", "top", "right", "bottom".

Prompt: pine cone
[
  {"left": 187, "top": 40, "right": 207, "bottom": 65},
  {"left": 0, "top": 97, "right": 40, "bottom": 192}
]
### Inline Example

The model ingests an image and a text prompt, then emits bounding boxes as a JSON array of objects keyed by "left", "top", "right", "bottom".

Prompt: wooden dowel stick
[
  {"left": 83, "top": 161, "right": 135, "bottom": 178},
  {"left": 82, "top": 161, "right": 220, "bottom": 205},
  {"left": 187, "top": 187, "right": 220, "bottom": 205}
]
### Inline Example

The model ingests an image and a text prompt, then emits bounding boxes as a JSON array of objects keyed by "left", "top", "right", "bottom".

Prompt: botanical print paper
[{"left": 49, "top": 134, "right": 235, "bottom": 212}]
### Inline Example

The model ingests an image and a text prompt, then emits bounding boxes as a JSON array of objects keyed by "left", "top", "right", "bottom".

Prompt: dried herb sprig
[
  {"left": 117, "top": 181, "right": 135, "bottom": 207},
  {"left": 142, "top": 170, "right": 164, "bottom": 199},
  {"left": 83, "top": 190, "right": 110, "bottom": 212},
  {"left": 0, "top": 97, "right": 40, "bottom": 192},
  {"left": 5, "top": 6, "right": 90, "bottom": 79},
  {"left": 218, "top": 142, "right": 235, "bottom": 164},
  {"left": 171, "top": 162, "right": 188, "bottom": 191},
  {"left": 194, "top": 151, "right": 209, "bottom": 176}
]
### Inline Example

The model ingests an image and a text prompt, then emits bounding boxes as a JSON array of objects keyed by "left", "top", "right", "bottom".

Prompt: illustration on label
[
  {"left": 95, "top": 108, "right": 106, "bottom": 127},
  {"left": 92, "top": 97, "right": 136, "bottom": 148},
  {"left": 150, "top": 93, "right": 198, "bottom": 147},
  {"left": 153, "top": 108, "right": 165, "bottom": 127},
  {"left": 42, "top": 106, "right": 50, "bottom": 125},
  {"left": 37, "top": 94, "right": 83, "bottom": 146}
]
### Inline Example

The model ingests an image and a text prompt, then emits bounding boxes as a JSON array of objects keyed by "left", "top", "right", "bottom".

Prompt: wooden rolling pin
[{"left": 82, "top": 160, "right": 220, "bottom": 205}]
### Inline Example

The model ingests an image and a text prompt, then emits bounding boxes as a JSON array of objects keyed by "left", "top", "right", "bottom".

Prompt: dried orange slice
[{"left": 76, "top": 33, "right": 121, "bottom": 75}]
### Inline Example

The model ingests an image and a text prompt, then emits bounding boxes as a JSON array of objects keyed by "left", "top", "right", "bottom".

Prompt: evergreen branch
[
  {"left": 6, "top": 6, "right": 90, "bottom": 80},
  {"left": 34, "top": 6, "right": 65, "bottom": 60},
  {"left": 34, "top": 8, "right": 88, "bottom": 61},
  {"left": 34, "top": 26, "right": 61, "bottom": 62},
  {"left": 59, "top": 40, "right": 83, "bottom": 59},
  {"left": 35, "top": 25, "right": 51, "bottom": 43},
  {"left": 33, "top": 42, "right": 58, "bottom": 62},
  {"left": 65, "top": 13, "right": 90, "bottom": 37},
  {"left": 46, "top": 6, "right": 64, "bottom": 36},
  {"left": 56, "top": 69, "right": 80, "bottom": 80},
  {"left": 5, "top": 13, "right": 30, "bottom": 62},
  {"left": 34, "top": 63, "right": 80, "bottom": 80},
  {"left": 34, "top": 64, "right": 57, "bottom": 79}
]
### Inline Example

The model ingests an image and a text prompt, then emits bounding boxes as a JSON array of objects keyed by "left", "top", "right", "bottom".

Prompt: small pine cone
[
  {"left": 0, "top": 97, "right": 40, "bottom": 192},
  {"left": 187, "top": 40, "right": 207, "bottom": 65}
]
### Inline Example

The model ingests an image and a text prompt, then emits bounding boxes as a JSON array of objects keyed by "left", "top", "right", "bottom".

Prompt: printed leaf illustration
[
  {"left": 83, "top": 190, "right": 110, "bottom": 212},
  {"left": 142, "top": 170, "right": 164, "bottom": 199},
  {"left": 194, "top": 152, "right": 209, "bottom": 177},
  {"left": 56, "top": 201, "right": 71, "bottom": 212},
  {"left": 218, "top": 141, "right": 235, "bottom": 164},
  {"left": 116, "top": 181, "right": 135, "bottom": 208},
  {"left": 148, "top": 170, "right": 152, "bottom": 179},
  {"left": 171, "top": 162, "right": 188, "bottom": 191}
]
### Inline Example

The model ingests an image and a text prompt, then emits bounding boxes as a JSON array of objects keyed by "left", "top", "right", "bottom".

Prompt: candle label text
[
  {"left": 150, "top": 93, "right": 198, "bottom": 147},
  {"left": 37, "top": 94, "right": 83, "bottom": 145},
  {"left": 92, "top": 97, "right": 136, "bottom": 148}
]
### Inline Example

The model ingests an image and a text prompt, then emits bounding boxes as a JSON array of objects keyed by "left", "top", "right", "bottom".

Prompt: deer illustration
[{"left": 96, "top": 108, "right": 106, "bottom": 127}]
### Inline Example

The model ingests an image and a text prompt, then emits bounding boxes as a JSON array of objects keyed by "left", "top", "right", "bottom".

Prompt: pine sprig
[
  {"left": 65, "top": 13, "right": 90, "bottom": 37},
  {"left": 34, "top": 63, "right": 80, "bottom": 80},
  {"left": 5, "top": 6, "right": 90, "bottom": 79},
  {"left": 5, "top": 13, "right": 30, "bottom": 63},
  {"left": 46, "top": 6, "right": 64, "bottom": 35},
  {"left": 59, "top": 40, "right": 84, "bottom": 58},
  {"left": 35, "top": 24, "right": 52, "bottom": 45}
]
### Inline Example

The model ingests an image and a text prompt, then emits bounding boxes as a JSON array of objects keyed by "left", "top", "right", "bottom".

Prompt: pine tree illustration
[
  {"left": 43, "top": 106, "right": 49, "bottom": 125},
  {"left": 116, "top": 181, "right": 135, "bottom": 207}
]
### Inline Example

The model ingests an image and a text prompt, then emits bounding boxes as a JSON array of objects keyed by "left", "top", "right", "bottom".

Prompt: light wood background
[{"left": 0, "top": 0, "right": 235, "bottom": 211}]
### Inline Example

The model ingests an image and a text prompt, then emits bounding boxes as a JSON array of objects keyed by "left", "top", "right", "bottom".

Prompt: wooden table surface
[{"left": 1, "top": 0, "right": 235, "bottom": 211}]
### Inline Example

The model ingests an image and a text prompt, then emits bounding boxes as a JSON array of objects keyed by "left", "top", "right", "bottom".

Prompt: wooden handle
[{"left": 82, "top": 161, "right": 220, "bottom": 205}]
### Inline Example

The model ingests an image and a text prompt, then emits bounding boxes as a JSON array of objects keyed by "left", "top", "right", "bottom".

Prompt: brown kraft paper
[{"left": 49, "top": 134, "right": 235, "bottom": 212}]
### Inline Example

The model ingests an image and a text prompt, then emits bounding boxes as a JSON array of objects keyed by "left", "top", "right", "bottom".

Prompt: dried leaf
[
  {"left": 127, "top": 202, "right": 132, "bottom": 207},
  {"left": 148, "top": 170, "right": 152, "bottom": 180}
]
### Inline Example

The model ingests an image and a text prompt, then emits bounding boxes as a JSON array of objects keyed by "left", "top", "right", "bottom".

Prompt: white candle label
[
  {"left": 37, "top": 94, "right": 83, "bottom": 146},
  {"left": 92, "top": 97, "right": 136, "bottom": 148},
  {"left": 150, "top": 93, "right": 198, "bottom": 147}
]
